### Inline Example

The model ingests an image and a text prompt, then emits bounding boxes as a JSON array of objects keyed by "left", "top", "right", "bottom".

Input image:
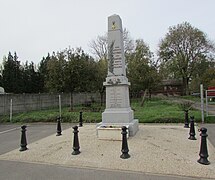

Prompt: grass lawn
[
  {"left": 179, "top": 95, "right": 201, "bottom": 102},
  {"left": 0, "top": 98, "right": 214, "bottom": 124},
  {"left": 131, "top": 98, "right": 202, "bottom": 123}
]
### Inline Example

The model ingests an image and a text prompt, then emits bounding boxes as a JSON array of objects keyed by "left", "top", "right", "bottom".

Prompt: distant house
[
  {"left": 208, "top": 86, "right": 215, "bottom": 96},
  {"left": 152, "top": 79, "right": 183, "bottom": 96},
  {"left": 0, "top": 87, "right": 5, "bottom": 94}
]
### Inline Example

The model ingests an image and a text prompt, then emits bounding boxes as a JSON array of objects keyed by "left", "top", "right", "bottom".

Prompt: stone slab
[
  {"left": 102, "top": 108, "right": 134, "bottom": 123},
  {"left": 96, "top": 125, "right": 129, "bottom": 140},
  {"left": 97, "top": 119, "right": 138, "bottom": 137}
]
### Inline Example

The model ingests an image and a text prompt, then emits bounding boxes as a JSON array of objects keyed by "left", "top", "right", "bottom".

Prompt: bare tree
[
  {"left": 89, "top": 28, "right": 134, "bottom": 60},
  {"left": 123, "top": 28, "right": 134, "bottom": 54},
  {"left": 89, "top": 34, "right": 108, "bottom": 60}
]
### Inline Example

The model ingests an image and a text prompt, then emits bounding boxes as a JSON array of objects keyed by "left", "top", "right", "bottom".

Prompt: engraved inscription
[
  {"left": 109, "top": 87, "right": 122, "bottom": 108},
  {"left": 112, "top": 47, "right": 123, "bottom": 69}
]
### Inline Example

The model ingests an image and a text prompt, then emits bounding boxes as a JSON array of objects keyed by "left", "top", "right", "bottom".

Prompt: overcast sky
[{"left": 0, "top": 0, "right": 215, "bottom": 64}]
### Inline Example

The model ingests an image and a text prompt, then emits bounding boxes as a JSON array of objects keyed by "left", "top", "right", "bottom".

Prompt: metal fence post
[
  {"left": 200, "top": 84, "right": 204, "bottom": 123},
  {"left": 59, "top": 94, "right": 62, "bottom": 119},
  {"left": 10, "top": 99, "right": 13, "bottom": 123}
]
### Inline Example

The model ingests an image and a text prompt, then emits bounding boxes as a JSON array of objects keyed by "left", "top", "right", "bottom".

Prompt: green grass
[
  {"left": 0, "top": 104, "right": 104, "bottom": 123},
  {"left": 0, "top": 98, "right": 214, "bottom": 123},
  {"left": 179, "top": 95, "right": 201, "bottom": 102},
  {"left": 131, "top": 98, "right": 204, "bottom": 123}
]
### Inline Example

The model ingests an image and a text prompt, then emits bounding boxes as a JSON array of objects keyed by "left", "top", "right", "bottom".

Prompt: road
[
  {"left": 200, "top": 123, "right": 215, "bottom": 148},
  {"left": 0, "top": 123, "right": 71, "bottom": 155},
  {"left": 0, "top": 123, "right": 213, "bottom": 180},
  {"left": 0, "top": 160, "right": 203, "bottom": 180}
]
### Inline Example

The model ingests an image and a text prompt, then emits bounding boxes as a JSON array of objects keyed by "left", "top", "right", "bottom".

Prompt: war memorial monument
[{"left": 97, "top": 14, "right": 139, "bottom": 139}]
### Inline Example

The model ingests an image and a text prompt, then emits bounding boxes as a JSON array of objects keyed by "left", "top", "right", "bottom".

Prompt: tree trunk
[
  {"left": 182, "top": 77, "right": 190, "bottom": 96},
  {"left": 100, "top": 91, "right": 104, "bottom": 107},
  {"left": 140, "top": 89, "right": 148, "bottom": 107},
  {"left": 70, "top": 92, "right": 73, "bottom": 111},
  {"left": 149, "top": 89, "right": 152, "bottom": 100}
]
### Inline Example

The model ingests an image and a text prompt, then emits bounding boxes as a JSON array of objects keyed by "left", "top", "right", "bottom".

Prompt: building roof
[{"left": 161, "top": 79, "right": 183, "bottom": 86}]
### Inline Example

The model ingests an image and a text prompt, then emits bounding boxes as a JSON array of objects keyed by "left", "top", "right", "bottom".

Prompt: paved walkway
[{"left": 0, "top": 124, "right": 214, "bottom": 179}]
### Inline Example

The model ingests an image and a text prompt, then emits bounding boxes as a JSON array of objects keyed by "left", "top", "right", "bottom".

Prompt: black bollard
[
  {"left": 120, "top": 126, "right": 130, "bottom": 159},
  {"left": 19, "top": 125, "right": 28, "bottom": 151},
  {"left": 56, "top": 116, "right": 62, "bottom": 136},
  {"left": 197, "top": 127, "right": 210, "bottom": 165},
  {"left": 188, "top": 116, "right": 196, "bottom": 140},
  {"left": 72, "top": 125, "right": 80, "bottom": 155},
  {"left": 184, "top": 110, "right": 189, "bottom": 128},
  {"left": 79, "top": 111, "right": 83, "bottom": 127}
]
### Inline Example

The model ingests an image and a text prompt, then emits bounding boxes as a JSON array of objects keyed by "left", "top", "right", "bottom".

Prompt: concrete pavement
[{"left": 0, "top": 124, "right": 214, "bottom": 179}]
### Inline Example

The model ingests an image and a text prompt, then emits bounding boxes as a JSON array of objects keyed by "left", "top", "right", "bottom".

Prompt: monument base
[
  {"left": 96, "top": 125, "right": 129, "bottom": 141},
  {"left": 96, "top": 119, "right": 139, "bottom": 140},
  {"left": 102, "top": 108, "right": 134, "bottom": 124}
]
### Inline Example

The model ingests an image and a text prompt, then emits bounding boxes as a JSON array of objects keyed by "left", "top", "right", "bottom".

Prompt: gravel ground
[{"left": 0, "top": 124, "right": 214, "bottom": 179}]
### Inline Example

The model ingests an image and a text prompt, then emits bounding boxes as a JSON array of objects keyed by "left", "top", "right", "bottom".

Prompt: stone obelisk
[{"left": 97, "top": 14, "right": 138, "bottom": 137}]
